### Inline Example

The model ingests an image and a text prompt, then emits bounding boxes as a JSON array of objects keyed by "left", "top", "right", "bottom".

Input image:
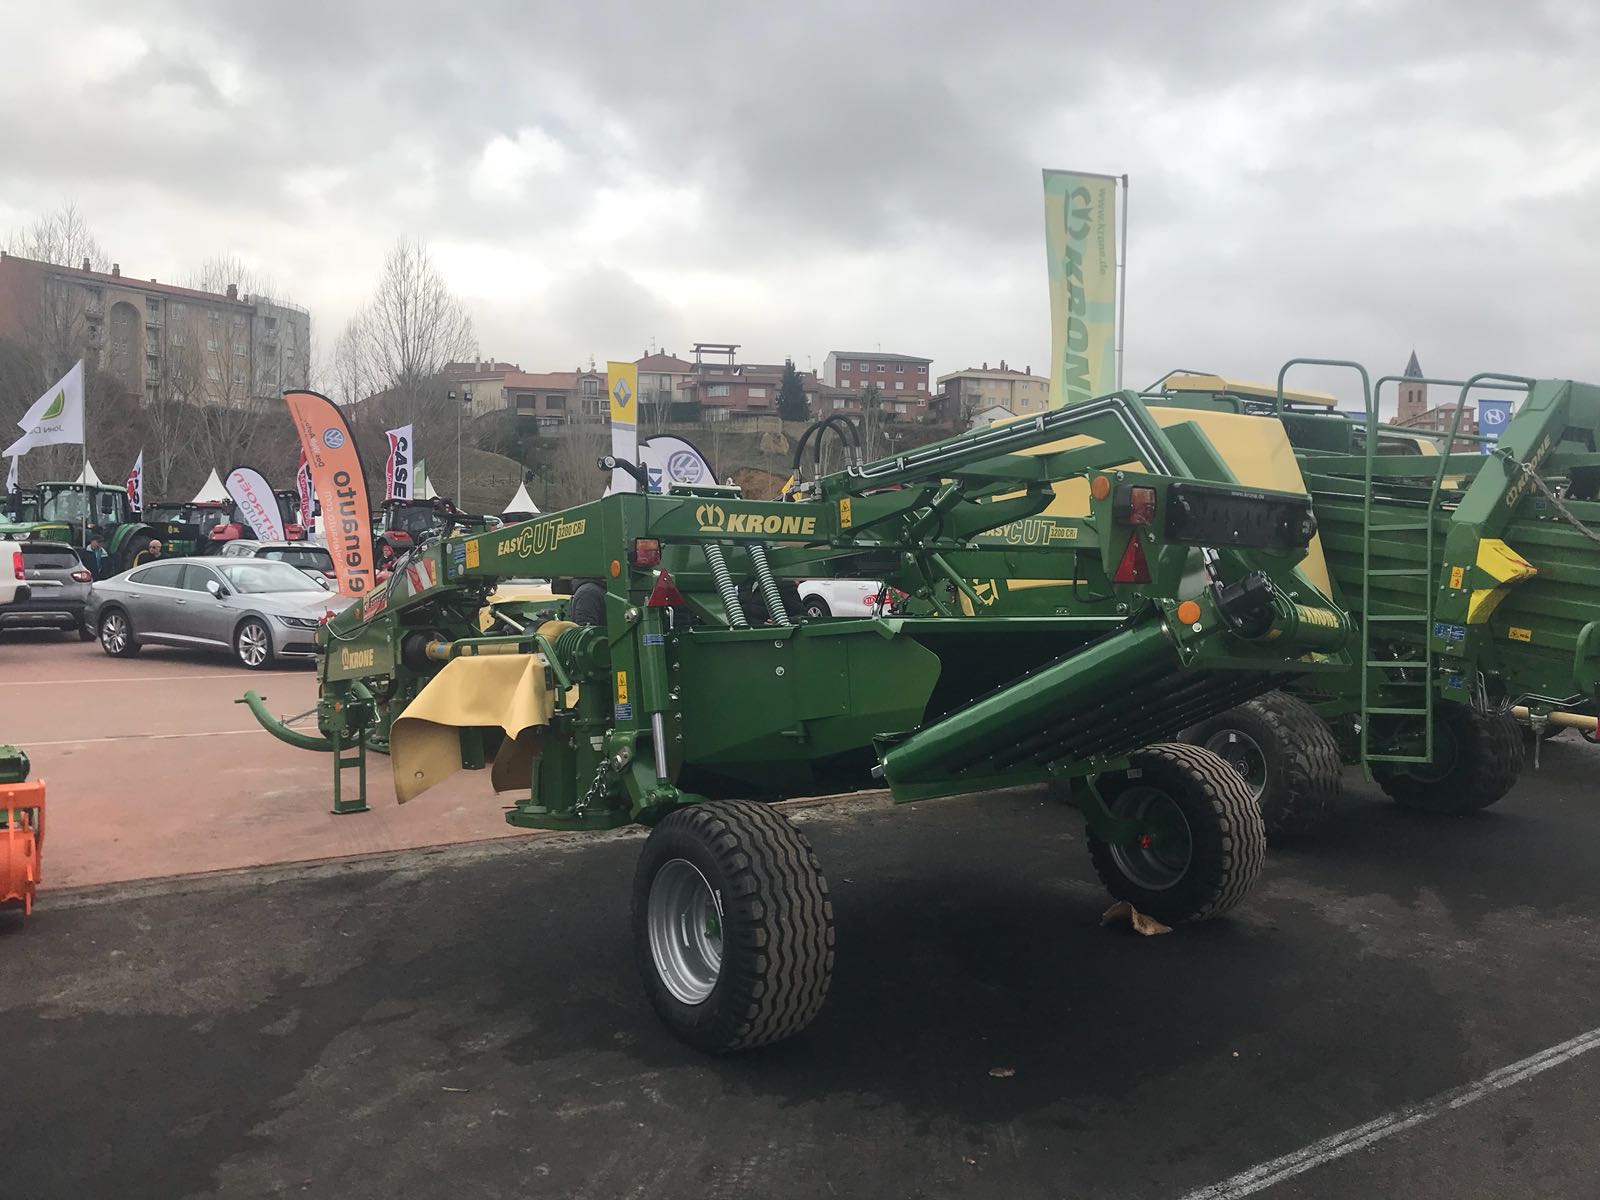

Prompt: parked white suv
[
  {"left": 0, "top": 535, "right": 31, "bottom": 607},
  {"left": 796, "top": 578, "right": 907, "bottom": 618}
]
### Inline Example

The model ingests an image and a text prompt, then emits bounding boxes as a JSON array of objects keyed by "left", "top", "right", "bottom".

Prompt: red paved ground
[{"left": 1, "top": 632, "right": 534, "bottom": 888}]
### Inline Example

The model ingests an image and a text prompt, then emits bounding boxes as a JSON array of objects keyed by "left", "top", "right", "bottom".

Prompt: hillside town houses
[{"left": 446, "top": 343, "right": 1045, "bottom": 431}]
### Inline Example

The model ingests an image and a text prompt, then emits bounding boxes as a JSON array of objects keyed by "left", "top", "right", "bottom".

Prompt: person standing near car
[
  {"left": 83, "top": 533, "right": 112, "bottom": 580},
  {"left": 131, "top": 538, "right": 163, "bottom": 567}
]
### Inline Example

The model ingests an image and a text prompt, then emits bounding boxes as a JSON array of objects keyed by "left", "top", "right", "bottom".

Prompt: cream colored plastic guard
[{"left": 390, "top": 655, "right": 561, "bottom": 803}]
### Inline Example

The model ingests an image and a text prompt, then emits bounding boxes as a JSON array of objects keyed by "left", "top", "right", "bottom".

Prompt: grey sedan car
[{"left": 88, "top": 557, "right": 353, "bottom": 669}]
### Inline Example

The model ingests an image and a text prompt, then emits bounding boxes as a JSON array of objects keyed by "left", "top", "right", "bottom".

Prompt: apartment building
[
  {"left": 821, "top": 350, "right": 934, "bottom": 418},
  {"left": 0, "top": 251, "right": 310, "bottom": 405},
  {"left": 936, "top": 361, "right": 1051, "bottom": 422}
]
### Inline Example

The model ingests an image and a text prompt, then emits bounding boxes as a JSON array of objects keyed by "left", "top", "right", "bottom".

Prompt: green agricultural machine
[
  {"left": 0, "top": 481, "right": 161, "bottom": 569},
  {"left": 1124, "top": 361, "right": 1600, "bottom": 833},
  {"left": 246, "top": 394, "right": 1353, "bottom": 1051}
]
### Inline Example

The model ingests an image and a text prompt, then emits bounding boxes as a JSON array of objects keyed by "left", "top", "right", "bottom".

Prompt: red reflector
[
  {"left": 646, "top": 569, "right": 686, "bottom": 608},
  {"left": 1112, "top": 534, "right": 1152, "bottom": 584},
  {"left": 630, "top": 537, "right": 662, "bottom": 568}
]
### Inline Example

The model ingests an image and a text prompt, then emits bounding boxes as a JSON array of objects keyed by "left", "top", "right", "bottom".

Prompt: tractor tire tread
[
  {"left": 1187, "top": 690, "right": 1342, "bottom": 837},
  {"left": 1088, "top": 742, "right": 1265, "bottom": 923},
  {"left": 636, "top": 799, "right": 834, "bottom": 1052},
  {"left": 1375, "top": 707, "right": 1524, "bottom": 814}
]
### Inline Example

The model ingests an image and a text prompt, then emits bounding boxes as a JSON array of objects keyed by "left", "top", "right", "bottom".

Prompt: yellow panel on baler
[{"left": 997, "top": 408, "right": 1332, "bottom": 595}]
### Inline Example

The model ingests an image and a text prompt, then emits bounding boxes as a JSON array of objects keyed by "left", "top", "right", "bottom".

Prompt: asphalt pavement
[{"left": 5, "top": 736, "right": 1599, "bottom": 1199}]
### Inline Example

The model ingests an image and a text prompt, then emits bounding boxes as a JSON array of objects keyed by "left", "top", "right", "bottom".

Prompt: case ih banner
[
  {"left": 125, "top": 449, "right": 144, "bottom": 513},
  {"left": 385, "top": 423, "right": 414, "bottom": 500},
  {"left": 284, "top": 390, "right": 375, "bottom": 597},
  {"left": 225, "top": 465, "right": 285, "bottom": 542}
]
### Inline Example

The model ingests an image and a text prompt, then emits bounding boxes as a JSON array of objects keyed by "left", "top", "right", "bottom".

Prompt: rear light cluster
[
  {"left": 1113, "top": 485, "right": 1158, "bottom": 526},
  {"left": 629, "top": 538, "right": 662, "bottom": 568},
  {"left": 1110, "top": 483, "right": 1157, "bottom": 584},
  {"left": 71, "top": 569, "right": 92, "bottom": 583},
  {"left": 10, "top": 551, "right": 22, "bottom": 581}
]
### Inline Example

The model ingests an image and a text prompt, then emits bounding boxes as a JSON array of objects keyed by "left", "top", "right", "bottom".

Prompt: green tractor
[{"left": 0, "top": 482, "right": 161, "bottom": 571}]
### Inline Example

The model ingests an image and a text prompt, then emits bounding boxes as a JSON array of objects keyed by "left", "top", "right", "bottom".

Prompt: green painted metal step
[
  {"left": 1366, "top": 614, "right": 1429, "bottom": 622},
  {"left": 1368, "top": 568, "right": 1432, "bottom": 577},
  {"left": 1366, "top": 659, "right": 1428, "bottom": 667},
  {"left": 1367, "top": 706, "right": 1430, "bottom": 716}
]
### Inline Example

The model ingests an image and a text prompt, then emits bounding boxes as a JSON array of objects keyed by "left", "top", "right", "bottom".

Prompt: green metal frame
[
  {"left": 244, "top": 391, "right": 1353, "bottom": 852},
  {"left": 1146, "top": 359, "right": 1600, "bottom": 776}
]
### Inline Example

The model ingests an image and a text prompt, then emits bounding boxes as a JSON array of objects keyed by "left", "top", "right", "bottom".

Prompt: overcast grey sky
[{"left": 3, "top": 0, "right": 1597, "bottom": 407}]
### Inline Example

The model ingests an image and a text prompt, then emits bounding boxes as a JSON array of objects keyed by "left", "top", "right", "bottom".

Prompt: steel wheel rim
[
  {"left": 239, "top": 622, "right": 269, "bottom": 667},
  {"left": 1202, "top": 728, "right": 1267, "bottom": 800},
  {"left": 102, "top": 614, "right": 126, "bottom": 653},
  {"left": 647, "top": 858, "right": 723, "bottom": 1005},
  {"left": 1108, "top": 785, "right": 1193, "bottom": 891}
]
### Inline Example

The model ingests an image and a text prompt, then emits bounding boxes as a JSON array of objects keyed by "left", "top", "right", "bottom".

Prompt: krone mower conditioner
[{"left": 246, "top": 394, "right": 1352, "bottom": 1052}]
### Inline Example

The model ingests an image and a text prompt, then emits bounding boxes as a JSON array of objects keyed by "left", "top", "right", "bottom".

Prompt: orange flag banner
[{"left": 284, "top": 390, "right": 375, "bottom": 597}]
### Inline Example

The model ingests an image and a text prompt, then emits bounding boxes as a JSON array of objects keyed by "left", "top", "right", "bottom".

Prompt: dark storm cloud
[{"left": 3, "top": 0, "right": 1598, "bottom": 396}]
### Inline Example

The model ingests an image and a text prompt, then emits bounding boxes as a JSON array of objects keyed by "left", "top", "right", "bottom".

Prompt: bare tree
[
  {"left": 2, "top": 203, "right": 109, "bottom": 393},
  {"left": 538, "top": 426, "right": 610, "bottom": 512},
  {"left": 6, "top": 202, "right": 109, "bottom": 271},
  {"left": 343, "top": 238, "right": 476, "bottom": 422}
]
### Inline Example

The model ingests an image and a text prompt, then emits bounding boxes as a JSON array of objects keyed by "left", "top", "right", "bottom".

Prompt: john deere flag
[
  {"left": 606, "top": 360, "right": 639, "bottom": 494},
  {"left": 1043, "top": 171, "right": 1118, "bottom": 408},
  {"left": 126, "top": 449, "right": 144, "bottom": 513},
  {"left": 284, "top": 390, "right": 375, "bottom": 597},
  {"left": 5, "top": 359, "right": 86, "bottom": 455}
]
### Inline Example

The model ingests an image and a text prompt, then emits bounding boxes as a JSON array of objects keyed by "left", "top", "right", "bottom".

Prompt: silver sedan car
[{"left": 88, "top": 557, "right": 353, "bottom": 669}]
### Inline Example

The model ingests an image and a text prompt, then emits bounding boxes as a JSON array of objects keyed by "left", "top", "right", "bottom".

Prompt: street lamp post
[
  {"left": 457, "top": 387, "right": 473, "bottom": 503},
  {"left": 446, "top": 390, "right": 457, "bottom": 501}
]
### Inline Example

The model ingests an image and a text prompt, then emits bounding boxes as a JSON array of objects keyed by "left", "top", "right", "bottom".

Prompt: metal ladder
[
  {"left": 1274, "top": 360, "right": 1438, "bottom": 767},
  {"left": 1358, "top": 371, "right": 1441, "bottom": 765}
]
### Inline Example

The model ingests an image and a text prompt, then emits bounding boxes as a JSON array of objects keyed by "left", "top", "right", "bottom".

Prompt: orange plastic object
[
  {"left": 1176, "top": 599, "right": 1203, "bottom": 626},
  {"left": 0, "top": 780, "right": 45, "bottom": 920}
]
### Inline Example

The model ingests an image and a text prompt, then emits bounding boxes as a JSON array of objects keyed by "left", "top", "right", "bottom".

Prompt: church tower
[{"left": 1396, "top": 350, "right": 1427, "bottom": 423}]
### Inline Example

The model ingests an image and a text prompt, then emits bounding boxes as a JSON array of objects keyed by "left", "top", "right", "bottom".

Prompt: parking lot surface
[
  {"left": 2, "top": 634, "right": 533, "bottom": 886},
  {"left": 5, "top": 729, "right": 1599, "bottom": 1199}
]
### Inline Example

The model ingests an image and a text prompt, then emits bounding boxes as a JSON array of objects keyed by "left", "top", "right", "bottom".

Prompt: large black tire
[
  {"left": 1372, "top": 706, "right": 1525, "bottom": 814},
  {"left": 1184, "top": 691, "right": 1342, "bottom": 837},
  {"left": 1087, "top": 743, "right": 1265, "bottom": 924},
  {"left": 633, "top": 799, "right": 834, "bottom": 1053},
  {"left": 98, "top": 607, "right": 140, "bottom": 657}
]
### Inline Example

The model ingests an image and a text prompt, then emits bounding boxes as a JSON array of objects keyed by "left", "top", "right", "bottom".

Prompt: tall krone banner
[
  {"left": 225, "top": 464, "right": 285, "bottom": 542},
  {"left": 1044, "top": 170, "right": 1119, "bottom": 408},
  {"left": 385, "top": 423, "right": 414, "bottom": 500},
  {"left": 606, "top": 361, "right": 639, "bottom": 494},
  {"left": 284, "top": 390, "right": 375, "bottom": 597}
]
